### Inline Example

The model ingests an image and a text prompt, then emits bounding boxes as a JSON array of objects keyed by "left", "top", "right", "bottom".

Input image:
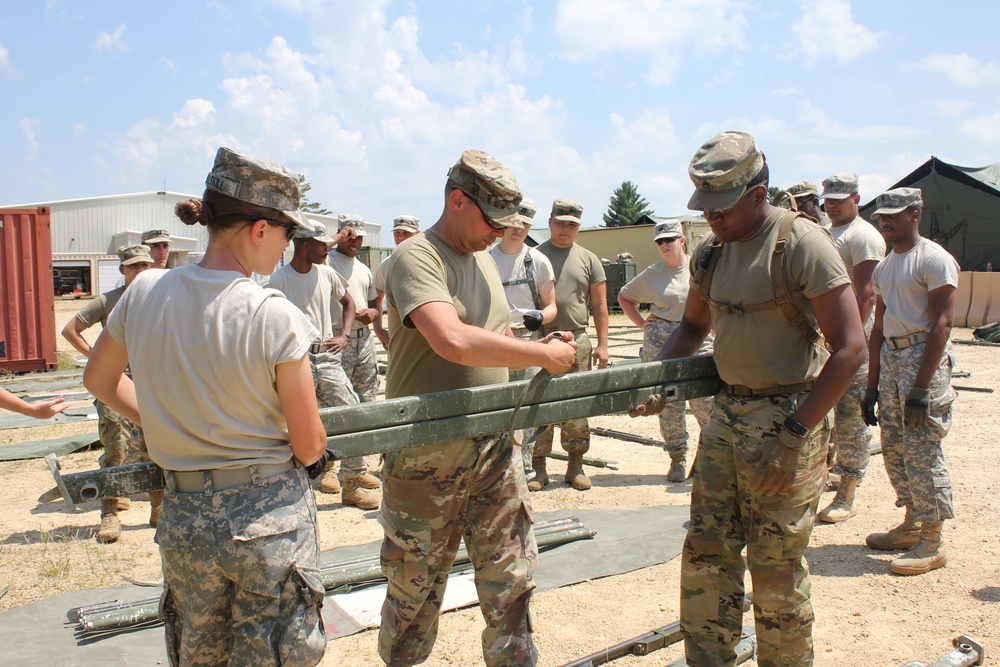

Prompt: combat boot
[
  {"left": 97, "top": 499, "right": 121, "bottom": 544},
  {"left": 890, "top": 521, "right": 947, "bottom": 575},
  {"left": 148, "top": 490, "right": 164, "bottom": 528},
  {"left": 866, "top": 506, "right": 922, "bottom": 551},
  {"left": 666, "top": 450, "right": 687, "bottom": 483},
  {"left": 354, "top": 471, "right": 382, "bottom": 490},
  {"left": 528, "top": 456, "right": 549, "bottom": 492},
  {"left": 818, "top": 476, "right": 860, "bottom": 523},
  {"left": 319, "top": 462, "right": 341, "bottom": 494},
  {"left": 342, "top": 477, "right": 380, "bottom": 510},
  {"left": 564, "top": 452, "right": 592, "bottom": 491},
  {"left": 116, "top": 497, "right": 131, "bottom": 512}
]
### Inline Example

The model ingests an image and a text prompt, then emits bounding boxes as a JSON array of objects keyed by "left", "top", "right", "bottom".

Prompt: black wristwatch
[{"left": 782, "top": 416, "right": 809, "bottom": 438}]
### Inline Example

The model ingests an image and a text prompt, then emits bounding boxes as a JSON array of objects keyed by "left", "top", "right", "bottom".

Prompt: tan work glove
[
  {"left": 743, "top": 428, "right": 806, "bottom": 496},
  {"left": 628, "top": 393, "right": 666, "bottom": 418}
]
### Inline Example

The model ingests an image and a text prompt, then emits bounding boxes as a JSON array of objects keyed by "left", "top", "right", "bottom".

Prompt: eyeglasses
[
  {"left": 462, "top": 191, "right": 506, "bottom": 231},
  {"left": 655, "top": 237, "right": 681, "bottom": 245},
  {"left": 237, "top": 216, "right": 298, "bottom": 241}
]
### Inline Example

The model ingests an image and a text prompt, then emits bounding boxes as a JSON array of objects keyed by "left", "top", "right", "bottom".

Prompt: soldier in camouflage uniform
[
  {"left": 641, "top": 132, "right": 865, "bottom": 666},
  {"left": 785, "top": 181, "right": 831, "bottom": 228},
  {"left": 618, "top": 220, "right": 715, "bottom": 483},
  {"left": 380, "top": 150, "right": 577, "bottom": 667},
  {"left": 62, "top": 243, "right": 155, "bottom": 543},
  {"left": 85, "top": 147, "right": 329, "bottom": 667},
  {"left": 864, "top": 187, "right": 959, "bottom": 576}
]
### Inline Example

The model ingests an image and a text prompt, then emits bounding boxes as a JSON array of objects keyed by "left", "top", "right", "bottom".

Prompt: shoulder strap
[
  {"left": 692, "top": 236, "right": 724, "bottom": 302},
  {"left": 771, "top": 212, "right": 823, "bottom": 345},
  {"left": 522, "top": 250, "right": 542, "bottom": 311}
]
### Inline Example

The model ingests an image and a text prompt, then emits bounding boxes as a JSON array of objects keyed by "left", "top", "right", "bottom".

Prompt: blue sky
[{"left": 3, "top": 1, "right": 1000, "bottom": 240}]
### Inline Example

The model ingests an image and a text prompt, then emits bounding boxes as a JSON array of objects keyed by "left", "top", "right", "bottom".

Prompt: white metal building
[{"left": 2, "top": 191, "right": 381, "bottom": 295}]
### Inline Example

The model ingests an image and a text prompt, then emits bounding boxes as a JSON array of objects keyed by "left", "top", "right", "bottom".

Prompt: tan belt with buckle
[
  {"left": 887, "top": 331, "right": 929, "bottom": 350},
  {"left": 167, "top": 460, "right": 295, "bottom": 493},
  {"left": 334, "top": 327, "right": 369, "bottom": 339},
  {"left": 726, "top": 381, "right": 815, "bottom": 398}
]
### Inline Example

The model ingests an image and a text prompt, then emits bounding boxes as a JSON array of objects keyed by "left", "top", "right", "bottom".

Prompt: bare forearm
[
  {"left": 654, "top": 319, "right": 709, "bottom": 360},
  {"left": 62, "top": 325, "right": 92, "bottom": 357},
  {"left": 619, "top": 298, "right": 645, "bottom": 328},
  {"left": 868, "top": 327, "right": 884, "bottom": 390},
  {"left": 592, "top": 303, "right": 609, "bottom": 347},
  {"left": 915, "top": 321, "right": 951, "bottom": 388}
]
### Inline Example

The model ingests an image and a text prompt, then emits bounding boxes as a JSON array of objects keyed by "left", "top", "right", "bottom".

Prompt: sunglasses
[
  {"left": 237, "top": 216, "right": 298, "bottom": 241},
  {"left": 655, "top": 237, "right": 681, "bottom": 245},
  {"left": 462, "top": 191, "right": 507, "bottom": 231}
]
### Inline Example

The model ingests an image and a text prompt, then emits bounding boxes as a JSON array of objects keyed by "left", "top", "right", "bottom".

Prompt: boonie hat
[
  {"left": 517, "top": 197, "right": 538, "bottom": 226},
  {"left": 392, "top": 215, "right": 420, "bottom": 233},
  {"left": 141, "top": 229, "right": 171, "bottom": 245},
  {"left": 117, "top": 244, "right": 153, "bottom": 266},
  {"left": 295, "top": 220, "right": 335, "bottom": 243},
  {"left": 871, "top": 188, "right": 923, "bottom": 219},
  {"left": 551, "top": 199, "right": 583, "bottom": 224},
  {"left": 338, "top": 213, "right": 367, "bottom": 237},
  {"left": 447, "top": 150, "right": 523, "bottom": 229},
  {"left": 821, "top": 172, "right": 860, "bottom": 200},
  {"left": 687, "top": 131, "right": 765, "bottom": 212},
  {"left": 786, "top": 181, "right": 818, "bottom": 200},
  {"left": 204, "top": 147, "right": 306, "bottom": 228},
  {"left": 653, "top": 220, "right": 683, "bottom": 242}
]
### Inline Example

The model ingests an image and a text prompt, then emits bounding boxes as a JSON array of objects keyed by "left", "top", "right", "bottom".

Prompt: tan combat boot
[
  {"left": 866, "top": 506, "right": 922, "bottom": 551},
  {"left": 342, "top": 477, "right": 380, "bottom": 510},
  {"left": 890, "top": 521, "right": 947, "bottom": 575},
  {"left": 565, "top": 452, "right": 592, "bottom": 491},
  {"left": 319, "top": 462, "right": 341, "bottom": 494},
  {"left": 354, "top": 471, "right": 382, "bottom": 490},
  {"left": 116, "top": 497, "right": 131, "bottom": 512},
  {"left": 528, "top": 457, "right": 549, "bottom": 492},
  {"left": 97, "top": 499, "right": 122, "bottom": 544},
  {"left": 148, "top": 490, "right": 164, "bottom": 528},
  {"left": 666, "top": 451, "right": 687, "bottom": 483},
  {"left": 818, "top": 476, "right": 860, "bottom": 523}
]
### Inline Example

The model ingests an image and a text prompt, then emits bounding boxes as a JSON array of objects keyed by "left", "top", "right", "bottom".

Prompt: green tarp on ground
[{"left": 0, "top": 433, "right": 97, "bottom": 462}]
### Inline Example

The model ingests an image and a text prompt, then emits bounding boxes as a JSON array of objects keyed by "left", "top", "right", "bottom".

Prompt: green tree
[
  {"left": 298, "top": 174, "right": 332, "bottom": 215},
  {"left": 603, "top": 180, "right": 653, "bottom": 227}
]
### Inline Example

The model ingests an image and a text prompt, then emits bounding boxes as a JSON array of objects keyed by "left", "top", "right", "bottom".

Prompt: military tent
[{"left": 859, "top": 157, "right": 1000, "bottom": 271}]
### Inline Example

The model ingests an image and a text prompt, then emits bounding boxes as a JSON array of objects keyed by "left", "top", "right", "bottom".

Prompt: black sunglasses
[
  {"left": 237, "top": 216, "right": 298, "bottom": 241},
  {"left": 655, "top": 237, "right": 681, "bottom": 245},
  {"left": 461, "top": 191, "right": 506, "bottom": 231}
]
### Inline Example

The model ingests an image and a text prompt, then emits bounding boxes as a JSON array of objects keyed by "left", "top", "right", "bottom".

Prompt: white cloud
[
  {"left": 158, "top": 57, "right": 177, "bottom": 74},
  {"left": 914, "top": 53, "right": 1000, "bottom": 86},
  {"left": 95, "top": 24, "right": 130, "bottom": 54},
  {"left": 0, "top": 43, "right": 10, "bottom": 71},
  {"left": 797, "top": 102, "right": 923, "bottom": 142},
  {"left": 935, "top": 99, "right": 974, "bottom": 118},
  {"left": 44, "top": 0, "right": 84, "bottom": 24},
  {"left": 958, "top": 112, "right": 1000, "bottom": 145},
  {"left": 72, "top": 123, "right": 86, "bottom": 139},
  {"left": 20, "top": 118, "right": 40, "bottom": 161},
  {"left": 554, "top": 0, "right": 748, "bottom": 85},
  {"left": 790, "top": 0, "right": 880, "bottom": 65}
]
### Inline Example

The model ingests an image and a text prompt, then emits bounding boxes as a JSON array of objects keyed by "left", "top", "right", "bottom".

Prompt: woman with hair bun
[{"left": 85, "top": 147, "right": 329, "bottom": 666}]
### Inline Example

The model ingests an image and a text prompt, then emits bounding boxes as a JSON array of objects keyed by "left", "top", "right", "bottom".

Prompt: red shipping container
[{"left": 0, "top": 207, "right": 57, "bottom": 372}]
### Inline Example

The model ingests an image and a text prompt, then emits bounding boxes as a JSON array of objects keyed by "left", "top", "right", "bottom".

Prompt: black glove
[
  {"left": 305, "top": 450, "right": 332, "bottom": 480},
  {"left": 861, "top": 388, "right": 879, "bottom": 426},
  {"left": 744, "top": 428, "right": 805, "bottom": 496},
  {"left": 905, "top": 387, "right": 931, "bottom": 429},
  {"left": 523, "top": 313, "right": 543, "bottom": 331}
]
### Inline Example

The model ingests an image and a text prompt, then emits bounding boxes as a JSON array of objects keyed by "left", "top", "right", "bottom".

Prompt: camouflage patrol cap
[
  {"left": 687, "top": 131, "right": 765, "bottom": 212},
  {"left": 392, "top": 215, "right": 420, "bottom": 233},
  {"left": 141, "top": 229, "right": 171, "bottom": 245},
  {"left": 517, "top": 197, "right": 538, "bottom": 226},
  {"left": 821, "top": 172, "right": 860, "bottom": 200},
  {"left": 653, "top": 220, "right": 683, "bottom": 241},
  {"left": 338, "top": 213, "right": 367, "bottom": 237},
  {"left": 872, "top": 187, "right": 923, "bottom": 219},
  {"left": 204, "top": 147, "right": 306, "bottom": 228},
  {"left": 447, "top": 150, "right": 523, "bottom": 229},
  {"left": 294, "top": 220, "right": 335, "bottom": 243},
  {"left": 551, "top": 199, "right": 583, "bottom": 224},
  {"left": 786, "top": 181, "right": 818, "bottom": 200},
  {"left": 117, "top": 244, "right": 153, "bottom": 266}
]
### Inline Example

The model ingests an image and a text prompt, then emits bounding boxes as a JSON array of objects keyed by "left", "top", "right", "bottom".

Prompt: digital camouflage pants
[
  {"left": 532, "top": 332, "right": 592, "bottom": 457},
  {"left": 830, "top": 314, "right": 874, "bottom": 479},
  {"left": 641, "top": 318, "right": 715, "bottom": 456},
  {"left": 311, "top": 350, "right": 366, "bottom": 476},
  {"left": 378, "top": 434, "right": 537, "bottom": 667},
  {"left": 682, "top": 391, "right": 829, "bottom": 667},
  {"left": 341, "top": 329, "right": 379, "bottom": 403},
  {"left": 157, "top": 465, "right": 326, "bottom": 667},
  {"left": 878, "top": 340, "right": 956, "bottom": 523}
]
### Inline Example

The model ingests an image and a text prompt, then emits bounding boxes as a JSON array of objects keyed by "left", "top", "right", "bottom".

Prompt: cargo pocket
[
  {"left": 379, "top": 504, "right": 433, "bottom": 595},
  {"left": 159, "top": 585, "right": 181, "bottom": 667},
  {"left": 277, "top": 565, "right": 327, "bottom": 667}
]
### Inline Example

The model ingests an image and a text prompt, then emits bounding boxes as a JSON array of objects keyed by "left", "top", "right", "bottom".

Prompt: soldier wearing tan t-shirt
[
  {"left": 373, "top": 214, "right": 420, "bottom": 351},
  {"left": 642, "top": 131, "right": 865, "bottom": 666}
]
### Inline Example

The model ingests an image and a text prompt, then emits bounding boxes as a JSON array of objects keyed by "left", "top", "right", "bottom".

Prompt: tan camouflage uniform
[
  {"left": 531, "top": 332, "right": 592, "bottom": 456},
  {"left": 158, "top": 465, "right": 326, "bottom": 667},
  {"left": 877, "top": 341, "right": 956, "bottom": 521}
]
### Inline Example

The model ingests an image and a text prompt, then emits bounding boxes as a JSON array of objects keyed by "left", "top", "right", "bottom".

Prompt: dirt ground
[{"left": 0, "top": 298, "right": 997, "bottom": 666}]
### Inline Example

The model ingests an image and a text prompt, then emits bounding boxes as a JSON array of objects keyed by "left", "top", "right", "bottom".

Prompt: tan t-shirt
[
  {"left": 617, "top": 259, "right": 689, "bottom": 322},
  {"left": 872, "top": 237, "right": 960, "bottom": 339},
  {"left": 76, "top": 286, "right": 126, "bottom": 329},
  {"left": 489, "top": 245, "right": 557, "bottom": 328},
  {"left": 329, "top": 251, "right": 377, "bottom": 332},
  {"left": 105, "top": 265, "right": 317, "bottom": 471},
  {"left": 691, "top": 209, "right": 850, "bottom": 387},
  {"left": 828, "top": 216, "right": 886, "bottom": 285},
  {"left": 385, "top": 230, "right": 510, "bottom": 397},
  {"left": 536, "top": 241, "right": 607, "bottom": 331},
  {"left": 267, "top": 263, "right": 347, "bottom": 340}
]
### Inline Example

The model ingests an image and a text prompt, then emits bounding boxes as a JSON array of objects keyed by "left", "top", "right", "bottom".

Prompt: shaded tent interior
[{"left": 859, "top": 156, "right": 1000, "bottom": 271}]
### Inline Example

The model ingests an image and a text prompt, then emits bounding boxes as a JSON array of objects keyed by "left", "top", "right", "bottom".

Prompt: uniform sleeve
[
  {"left": 532, "top": 250, "right": 556, "bottom": 287},
  {"left": 871, "top": 261, "right": 884, "bottom": 297},
  {"left": 75, "top": 296, "right": 107, "bottom": 329},
  {"left": 589, "top": 252, "right": 607, "bottom": 285},
  {"left": 848, "top": 223, "right": 886, "bottom": 265},
  {"left": 258, "top": 294, "right": 318, "bottom": 375},
  {"left": 364, "top": 266, "right": 378, "bottom": 302},
  {"left": 618, "top": 267, "right": 656, "bottom": 304},
  {"left": 387, "top": 243, "right": 451, "bottom": 327},
  {"left": 789, "top": 225, "right": 851, "bottom": 299},
  {"left": 921, "top": 249, "right": 961, "bottom": 291},
  {"left": 104, "top": 292, "right": 127, "bottom": 346},
  {"left": 374, "top": 258, "right": 388, "bottom": 291}
]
